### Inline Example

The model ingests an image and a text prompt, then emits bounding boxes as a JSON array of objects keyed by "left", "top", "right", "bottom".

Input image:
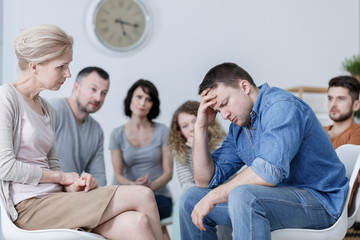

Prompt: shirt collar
[{"left": 251, "top": 83, "right": 270, "bottom": 118}]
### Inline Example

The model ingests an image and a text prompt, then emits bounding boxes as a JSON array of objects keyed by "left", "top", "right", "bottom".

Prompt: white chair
[
  {"left": 0, "top": 196, "right": 106, "bottom": 240},
  {"left": 160, "top": 215, "right": 173, "bottom": 227},
  {"left": 271, "top": 144, "right": 360, "bottom": 240}
]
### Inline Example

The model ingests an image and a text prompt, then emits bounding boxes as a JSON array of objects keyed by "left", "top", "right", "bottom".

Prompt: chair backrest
[
  {"left": 336, "top": 144, "right": 360, "bottom": 228},
  {"left": 271, "top": 144, "right": 360, "bottom": 240},
  {"left": 0, "top": 195, "right": 105, "bottom": 240}
]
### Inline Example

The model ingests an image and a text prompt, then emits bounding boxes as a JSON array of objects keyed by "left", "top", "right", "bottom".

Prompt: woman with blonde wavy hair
[
  {"left": 168, "top": 100, "right": 226, "bottom": 190},
  {"left": 168, "top": 100, "right": 232, "bottom": 239}
]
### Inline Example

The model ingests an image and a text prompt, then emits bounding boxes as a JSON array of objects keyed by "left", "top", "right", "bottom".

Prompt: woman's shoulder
[
  {"left": 0, "top": 84, "right": 18, "bottom": 108},
  {"left": 111, "top": 125, "right": 125, "bottom": 135},
  {"left": 0, "top": 83, "right": 16, "bottom": 98}
]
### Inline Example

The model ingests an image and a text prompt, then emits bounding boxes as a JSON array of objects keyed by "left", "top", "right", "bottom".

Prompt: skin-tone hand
[
  {"left": 197, "top": 88, "right": 218, "bottom": 129},
  {"left": 135, "top": 173, "right": 152, "bottom": 187},
  {"left": 185, "top": 134, "right": 194, "bottom": 148},
  {"left": 65, "top": 173, "right": 98, "bottom": 192},
  {"left": 59, "top": 172, "right": 80, "bottom": 186},
  {"left": 40, "top": 169, "right": 80, "bottom": 186},
  {"left": 191, "top": 167, "right": 274, "bottom": 230},
  {"left": 191, "top": 192, "right": 216, "bottom": 231}
]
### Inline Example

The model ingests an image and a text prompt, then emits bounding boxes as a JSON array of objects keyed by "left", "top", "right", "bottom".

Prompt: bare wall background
[{"left": 1, "top": 0, "right": 359, "bottom": 203}]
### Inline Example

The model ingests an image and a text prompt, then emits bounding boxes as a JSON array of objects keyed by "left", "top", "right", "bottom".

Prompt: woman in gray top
[
  {"left": 110, "top": 79, "right": 173, "bottom": 240},
  {"left": 0, "top": 24, "right": 163, "bottom": 240}
]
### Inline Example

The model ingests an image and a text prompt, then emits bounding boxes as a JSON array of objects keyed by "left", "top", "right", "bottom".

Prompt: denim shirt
[{"left": 209, "top": 83, "right": 348, "bottom": 219}]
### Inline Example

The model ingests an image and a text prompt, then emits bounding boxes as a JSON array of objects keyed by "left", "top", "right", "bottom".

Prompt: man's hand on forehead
[
  {"left": 200, "top": 88, "right": 212, "bottom": 97},
  {"left": 200, "top": 88, "right": 218, "bottom": 112}
]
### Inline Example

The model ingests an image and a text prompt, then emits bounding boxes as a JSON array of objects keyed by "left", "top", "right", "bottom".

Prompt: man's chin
[
  {"left": 330, "top": 114, "right": 353, "bottom": 122},
  {"left": 87, "top": 108, "right": 99, "bottom": 114}
]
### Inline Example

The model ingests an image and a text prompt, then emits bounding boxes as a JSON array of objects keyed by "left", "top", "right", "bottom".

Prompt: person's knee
[
  {"left": 125, "top": 212, "right": 154, "bottom": 239},
  {"left": 131, "top": 185, "right": 155, "bottom": 201},
  {"left": 228, "top": 185, "right": 259, "bottom": 213},
  {"left": 135, "top": 212, "right": 152, "bottom": 228},
  {"left": 179, "top": 186, "right": 203, "bottom": 214}
]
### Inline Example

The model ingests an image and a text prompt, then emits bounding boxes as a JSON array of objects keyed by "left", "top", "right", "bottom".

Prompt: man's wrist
[{"left": 195, "top": 122, "right": 209, "bottom": 134}]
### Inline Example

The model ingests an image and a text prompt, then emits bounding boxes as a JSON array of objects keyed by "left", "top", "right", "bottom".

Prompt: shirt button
[
  {"left": 252, "top": 127, "right": 256, "bottom": 130},
  {"left": 252, "top": 112, "right": 255, "bottom": 115}
]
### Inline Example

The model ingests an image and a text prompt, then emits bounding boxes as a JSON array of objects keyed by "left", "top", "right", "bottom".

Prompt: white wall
[
  {"left": 0, "top": 0, "right": 2, "bottom": 85},
  {"left": 2, "top": 0, "right": 359, "bottom": 205}
]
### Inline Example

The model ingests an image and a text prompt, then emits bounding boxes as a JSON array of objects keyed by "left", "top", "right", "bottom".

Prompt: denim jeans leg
[
  {"left": 179, "top": 186, "right": 232, "bottom": 240},
  {"left": 228, "top": 185, "right": 337, "bottom": 240}
]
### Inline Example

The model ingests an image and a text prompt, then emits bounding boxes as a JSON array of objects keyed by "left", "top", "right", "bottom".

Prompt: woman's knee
[
  {"left": 134, "top": 212, "right": 152, "bottom": 227},
  {"left": 121, "top": 212, "right": 154, "bottom": 239}
]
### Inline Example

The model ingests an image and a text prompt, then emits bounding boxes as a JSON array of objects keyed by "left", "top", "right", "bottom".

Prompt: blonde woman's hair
[
  {"left": 14, "top": 24, "right": 74, "bottom": 70},
  {"left": 168, "top": 100, "right": 227, "bottom": 165}
]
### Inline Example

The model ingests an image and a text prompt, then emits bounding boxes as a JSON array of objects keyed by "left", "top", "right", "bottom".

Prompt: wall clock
[{"left": 86, "top": 0, "right": 152, "bottom": 54}]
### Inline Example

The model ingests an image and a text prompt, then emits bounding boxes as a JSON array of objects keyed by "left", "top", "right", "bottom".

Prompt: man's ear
[
  {"left": 239, "top": 80, "right": 251, "bottom": 95},
  {"left": 73, "top": 81, "right": 80, "bottom": 92},
  {"left": 353, "top": 99, "right": 360, "bottom": 112}
]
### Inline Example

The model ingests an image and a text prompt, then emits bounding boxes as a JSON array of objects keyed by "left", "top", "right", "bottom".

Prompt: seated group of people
[{"left": 0, "top": 24, "right": 359, "bottom": 240}]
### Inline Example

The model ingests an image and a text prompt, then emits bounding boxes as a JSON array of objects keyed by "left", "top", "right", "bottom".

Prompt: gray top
[
  {"left": 48, "top": 98, "right": 107, "bottom": 186},
  {"left": 0, "top": 83, "right": 61, "bottom": 221},
  {"left": 109, "top": 122, "right": 171, "bottom": 197}
]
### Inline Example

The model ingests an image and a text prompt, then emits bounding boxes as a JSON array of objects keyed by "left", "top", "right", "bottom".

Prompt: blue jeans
[{"left": 179, "top": 185, "right": 337, "bottom": 240}]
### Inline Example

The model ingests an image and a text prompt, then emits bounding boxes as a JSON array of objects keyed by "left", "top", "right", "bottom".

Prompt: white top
[
  {"left": 175, "top": 149, "right": 196, "bottom": 191},
  {"left": 10, "top": 89, "right": 62, "bottom": 204}
]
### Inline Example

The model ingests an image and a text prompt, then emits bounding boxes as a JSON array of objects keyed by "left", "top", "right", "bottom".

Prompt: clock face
[{"left": 92, "top": 0, "right": 150, "bottom": 52}]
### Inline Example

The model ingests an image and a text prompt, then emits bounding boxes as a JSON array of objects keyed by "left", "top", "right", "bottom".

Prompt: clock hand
[
  {"left": 115, "top": 19, "right": 127, "bottom": 36},
  {"left": 115, "top": 19, "right": 139, "bottom": 28}
]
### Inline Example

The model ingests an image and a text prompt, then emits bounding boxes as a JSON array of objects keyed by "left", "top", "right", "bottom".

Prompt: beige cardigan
[{"left": 0, "top": 83, "right": 61, "bottom": 221}]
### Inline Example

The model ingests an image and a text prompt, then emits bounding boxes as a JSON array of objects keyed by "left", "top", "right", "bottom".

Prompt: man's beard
[
  {"left": 76, "top": 98, "right": 92, "bottom": 114},
  {"left": 329, "top": 109, "right": 353, "bottom": 122}
]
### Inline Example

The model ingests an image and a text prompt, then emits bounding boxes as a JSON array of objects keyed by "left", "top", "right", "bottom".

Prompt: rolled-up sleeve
[{"left": 253, "top": 100, "right": 305, "bottom": 185}]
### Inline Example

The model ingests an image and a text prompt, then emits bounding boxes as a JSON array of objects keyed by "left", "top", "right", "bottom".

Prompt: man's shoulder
[
  {"left": 261, "top": 86, "right": 310, "bottom": 114},
  {"left": 257, "top": 84, "right": 297, "bottom": 109},
  {"left": 265, "top": 86, "right": 296, "bottom": 103},
  {"left": 351, "top": 123, "right": 360, "bottom": 131}
]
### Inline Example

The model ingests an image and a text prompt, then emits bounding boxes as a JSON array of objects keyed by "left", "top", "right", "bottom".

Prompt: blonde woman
[{"left": 0, "top": 24, "right": 162, "bottom": 240}]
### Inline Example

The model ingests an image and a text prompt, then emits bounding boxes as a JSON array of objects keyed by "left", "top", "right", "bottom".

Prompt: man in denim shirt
[{"left": 179, "top": 62, "right": 348, "bottom": 240}]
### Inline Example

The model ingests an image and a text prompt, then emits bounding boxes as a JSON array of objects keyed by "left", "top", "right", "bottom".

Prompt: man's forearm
[
  {"left": 207, "top": 166, "right": 275, "bottom": 205},
  {"left": 193, "top": 126, "right": 215, "bottom": 187}
]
